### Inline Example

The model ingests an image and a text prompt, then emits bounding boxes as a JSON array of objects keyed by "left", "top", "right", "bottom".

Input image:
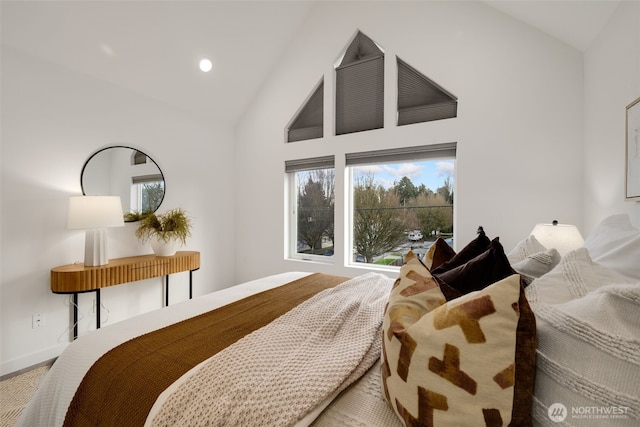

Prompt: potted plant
[{"left": 135, "top": 208, "right": 192, "bottom": 256}]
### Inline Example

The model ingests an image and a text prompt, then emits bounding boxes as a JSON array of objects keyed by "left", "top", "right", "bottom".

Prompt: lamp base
[{"left": 84, "top": 228, "right": 109, "bottom": 266}]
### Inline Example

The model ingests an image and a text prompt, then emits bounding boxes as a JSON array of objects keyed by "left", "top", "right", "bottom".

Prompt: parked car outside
[{"left": 408, "top": 230, "right": 423, "bottom": 241}]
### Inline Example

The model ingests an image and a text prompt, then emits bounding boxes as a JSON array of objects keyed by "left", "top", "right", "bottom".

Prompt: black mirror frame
[{"left": 80, "top": 145, "right": 166, "bottom": 222}]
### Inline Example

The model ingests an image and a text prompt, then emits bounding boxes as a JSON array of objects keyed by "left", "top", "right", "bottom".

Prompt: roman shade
[
  {"left": 336, "top": 31, "right": 384, "bottom": 135},
  {"left": 287, "top": 80, "right": 324, "bottom": 143},
  {"left": 285, "top": 156, "right": 335, "bottom": 173},
  {"left": 345, "top": 142, "right": 457, "bottom": 166},
  {"left": 397, "top": 57, "right": 457, "bottom": 126},
  {"left": 132, "top": 174, "right": 163, "bottom": 184}
]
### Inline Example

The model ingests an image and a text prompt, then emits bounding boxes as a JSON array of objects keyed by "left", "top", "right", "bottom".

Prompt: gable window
[
  {"left": 335, "top": 31, "right": 384, "bottom": 135},
  {"left": 287, "top": 79, "right": 324, "bottom": 142},
  {"left": 284, "top": 31, "right": 459, "bottom": 268},
  {"left": 132, "top": 150, "right": 148, "bottom": 165},
  {"left": 397, "top": 57, "right": 457, "bottom": 126},
  {"left": 347, "top": 143, "right": 456, "bottom": 266},
  {"left": 286, "top": 156, "right": 335, "bottom": 260}
]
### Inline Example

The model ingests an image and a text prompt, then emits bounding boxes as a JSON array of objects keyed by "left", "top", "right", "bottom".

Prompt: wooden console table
[{"left": 51, "top": 251, "right": 200, "bottom": 339}]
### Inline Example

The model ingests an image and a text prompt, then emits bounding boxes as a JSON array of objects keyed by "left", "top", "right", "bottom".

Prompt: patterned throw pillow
[
  {"left": 423, "top": 238, "right": 456, "bottom": 270},
  {"left": 382, "top": 253, "right": 536, "bottom": 427}
]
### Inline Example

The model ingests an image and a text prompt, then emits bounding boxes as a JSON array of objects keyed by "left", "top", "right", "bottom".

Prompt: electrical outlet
[{"left": 32, "top": 313, "right": 45, "bottom": 328}]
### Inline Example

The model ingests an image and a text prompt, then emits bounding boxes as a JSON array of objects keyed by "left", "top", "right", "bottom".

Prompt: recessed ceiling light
[{"left": 199, "top": 58, "right": 212, "bottom": 73}]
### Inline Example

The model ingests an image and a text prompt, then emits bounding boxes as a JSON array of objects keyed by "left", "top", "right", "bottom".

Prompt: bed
[{"left": 17, "top": 214, "right": 640, "bottom": 427}]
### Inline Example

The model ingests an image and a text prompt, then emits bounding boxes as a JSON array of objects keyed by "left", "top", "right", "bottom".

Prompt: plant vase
[
  {"left": 151, "top": 236, "right": 179, "bottom": 257},
  {"left": 135, "top": 208, "right": 191, "bottom": 257}
]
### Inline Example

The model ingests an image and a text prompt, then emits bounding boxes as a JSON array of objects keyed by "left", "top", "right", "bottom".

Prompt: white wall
[
  {"left": 0, "top": 47, "right": 237, "bottom": 374},
  {"left": 583, "top": 0, "right": 640, "bottom": 232},
  {"left": 5, "top": 0, "right": 633, "bottom": 377},
  {"left": 234, "top": 0, "right": 585, "bottom": 283}
]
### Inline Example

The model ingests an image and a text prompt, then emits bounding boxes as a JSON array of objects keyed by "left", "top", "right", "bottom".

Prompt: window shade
[
  {"left": 285, "top": 156, "right": 335, "bottom": 173},
  {"left": 397, "top": 57, "right": 457, "bottom": 126},
  {"left": 345, "top": 143, "right": 456, "bottom": 166},
  {"left": 133, "top": 151, "right": 147, "bottom": 165},
  {"left": 287, "top": 80, "right": 324, "bottom": 142},
  {"left": 335, "top": 32, "right": 384, "bottom": 136},
  {"left": 132, "top": 174, "right": 163, "bottom": 184}
]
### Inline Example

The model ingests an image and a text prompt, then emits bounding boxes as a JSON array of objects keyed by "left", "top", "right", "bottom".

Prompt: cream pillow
[
  {"left": 511, "top": 248, "right": 560, "bottom": 285},
  {"left": 583, "top": 214, "right": 640, "bottom": 281},
  {"left": 507, "top": 234, "right": 547, "bottom": 265},
  {"left": 525, "top": 248, "right": 632, "bottom": 305}
]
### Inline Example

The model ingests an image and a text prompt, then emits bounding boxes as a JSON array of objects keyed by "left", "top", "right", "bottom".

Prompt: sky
[{"left": 353, "top": 159, "right": 455, "bottom": 192}]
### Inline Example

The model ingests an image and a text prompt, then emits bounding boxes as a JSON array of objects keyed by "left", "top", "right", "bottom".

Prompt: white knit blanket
[{"left": 148, "top": 272, "right": 393, "bottom": 427}]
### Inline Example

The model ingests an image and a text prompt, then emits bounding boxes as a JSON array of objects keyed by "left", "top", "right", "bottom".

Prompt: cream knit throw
[{"left": 149, "top": 272, "right": 393, "bottom": 427}]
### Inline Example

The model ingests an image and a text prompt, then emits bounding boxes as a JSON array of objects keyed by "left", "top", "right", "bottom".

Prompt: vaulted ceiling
[{"left": 1, "top": 1, "right": 621, "bottom": 125}]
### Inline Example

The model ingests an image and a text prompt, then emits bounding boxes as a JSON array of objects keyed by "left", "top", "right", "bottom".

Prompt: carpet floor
[{"left": 0, "top": 365, "right": 50, "bottom": 427}]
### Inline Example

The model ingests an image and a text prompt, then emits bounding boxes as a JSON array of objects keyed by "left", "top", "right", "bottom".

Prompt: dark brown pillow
[
  {"left": 424, "top": 238, "right": 457, "bottom": 270},
  {"left": 434, "top": 238, "right": 516, "bottom": 294},
  {"left": 431, "top": 227, "right": 491, "bottom": 274}
]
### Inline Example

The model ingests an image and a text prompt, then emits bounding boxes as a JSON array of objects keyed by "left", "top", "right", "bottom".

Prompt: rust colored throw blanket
[{"left": 63, "top": 273, "right": 350, "bottom": 427}]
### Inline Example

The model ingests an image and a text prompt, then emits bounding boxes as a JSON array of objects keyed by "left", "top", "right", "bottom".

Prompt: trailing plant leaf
[
  {"left": 123, "top": 211, "right": 153, "bottom": 222},
  {"left": 135, "top": 208, "right": 192, "bottom": 245}
]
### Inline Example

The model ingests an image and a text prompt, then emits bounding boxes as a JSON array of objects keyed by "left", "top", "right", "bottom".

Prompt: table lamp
[
  {"left": 68, "top": 196, "right": 125, "bottom": 266},
  {"left": 530, "top": 220, "right": 584, "bottom": 256}
]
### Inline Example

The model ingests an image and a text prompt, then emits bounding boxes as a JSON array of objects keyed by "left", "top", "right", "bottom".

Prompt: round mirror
[{"left": 81, "top": 146, "right": 165, "bottom": 222}]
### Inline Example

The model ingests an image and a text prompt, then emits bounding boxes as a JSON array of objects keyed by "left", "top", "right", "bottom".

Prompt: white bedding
[
  {"left": 19, "top": 214, "right": 640, "bottom": 427},
  {"left": 17, "top": 272, "right": 313, "bottom": 427}
]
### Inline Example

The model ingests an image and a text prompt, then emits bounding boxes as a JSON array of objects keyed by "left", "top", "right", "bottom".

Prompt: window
[
  {"left": 130, "top": 174, "right": 164, "bottom": 214},
  {"left": 286, "top": 157, "right": 335, "bottom": 260},
  {"left": 284, "top": 31, "right": 459, "bottom": 267},
  {"left": 335, "top": 31, "right": 384, "bottom": 135},
  {"left": 347, "top": 143, "right": 456, "bottom": 267},
  {"left": 397, "top": 57, "right": 457, "bottom": 126},
  {"left": 287, "top": 32, "right": 459, "bottom": 141},
  {"left": 287, "top": 79, "right": 324, "bottom": 143},
  {"left": 132, "top": 150, "right": 148, "bottom": 165}
]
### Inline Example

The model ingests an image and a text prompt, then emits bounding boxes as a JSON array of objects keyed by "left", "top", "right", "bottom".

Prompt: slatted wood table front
[{"left": 51, "top": 251, "right": 200, "bottom": 339}]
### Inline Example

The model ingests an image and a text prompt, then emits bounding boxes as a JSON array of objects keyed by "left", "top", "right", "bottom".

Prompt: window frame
[
  {"left": 285, "top": 156, "right": 336, "bottom": 263},
  {"left": 346, "top": 143, "right": 456, "bottom": 269}
]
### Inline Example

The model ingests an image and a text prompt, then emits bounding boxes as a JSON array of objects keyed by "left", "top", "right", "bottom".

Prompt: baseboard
[
  {"left": 0, "top": 342, "right": 68, "bottom": 378},
  {"left": 0, "top": 357, "right": 56, "bottom": 381}
]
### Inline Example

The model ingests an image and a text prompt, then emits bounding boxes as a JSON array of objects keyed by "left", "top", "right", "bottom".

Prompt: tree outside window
[
  {"left": 295, "top": 168, "right": 335, "bottom": 256},
  {"left": 352, "top": 159, "right": 454, "bottom": 265}
]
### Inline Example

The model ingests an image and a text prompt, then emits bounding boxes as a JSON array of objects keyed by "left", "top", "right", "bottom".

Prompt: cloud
[
  {"left": 435, "top": 161, "right": 454, "bottom": 178},
  {"left": 384, "top": 163, "right": 424, "bottom": 181},
  {"left": 353, "top": 160, "right": 454, "bottom": 190},
  {"left": 355, "top": 165, "right": 385, "bottom": 175}
]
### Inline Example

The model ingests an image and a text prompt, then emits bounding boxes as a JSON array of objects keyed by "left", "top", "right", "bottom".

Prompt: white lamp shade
[
  {"left": 530, "top": 221, "right": 584, "bottom": 256},
  {"left": 68, "top": 196, "right": 124, "bottom": 229}
]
